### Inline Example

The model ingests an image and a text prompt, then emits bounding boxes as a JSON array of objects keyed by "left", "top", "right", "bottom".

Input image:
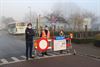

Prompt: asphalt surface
[
  {"left": 73, "top": 43, "right": 100, "bottom": 58},
  {"left": 0, "top": 30, "right": 25, "bottom": 58},
  {"left": 1, "top": 55, "right": 100, "bottom": 67}
]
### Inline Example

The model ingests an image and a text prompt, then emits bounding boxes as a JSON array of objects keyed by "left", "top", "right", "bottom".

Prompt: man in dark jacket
[{"left": 25, "top": 23, "right": 34, "bottom": 60}]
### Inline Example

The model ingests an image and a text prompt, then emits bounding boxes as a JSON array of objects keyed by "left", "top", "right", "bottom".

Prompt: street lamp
[
  {"left": 28, "top": 6, "right": 32, "bottom": 23},
  {"left": 36, "top": 14, "right": 41, "bottom": 37}
]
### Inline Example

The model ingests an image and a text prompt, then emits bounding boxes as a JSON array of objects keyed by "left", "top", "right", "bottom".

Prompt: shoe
[
  {"left": 60, "top": 50, "right": 63, "bottom": 54},
  {"left": 44, "top": 52, "right": 48, "bottom": 55},
  {"left": 41, "top": 52, "right": 45, "bottom": 57},
  {"left": 45, "top": 53, "right": 49, "bottom": 56},
  {"left": 29, "top": 58, "right": 33, "bottom": 60},
  {"left": 30, "top": 56, "right": 34, "bottom": 59}
]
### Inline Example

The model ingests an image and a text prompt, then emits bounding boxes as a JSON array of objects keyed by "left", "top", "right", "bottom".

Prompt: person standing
[
  {"left": 59, "top": 29, "right": 64, "bottom": 36},
  {"left": 25, "top": 23, "right": 35, "bottom": 60},
  {"left": 59, "top": 29, "right": 65, "bottom": 54},
  {"left": 40, "top": 25, "right": 50, "bottom": 56}
]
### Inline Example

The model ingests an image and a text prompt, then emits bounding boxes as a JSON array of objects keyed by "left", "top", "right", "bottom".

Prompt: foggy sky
[{"left": 0, "top": 0, "right": 100, "bottom": 21}]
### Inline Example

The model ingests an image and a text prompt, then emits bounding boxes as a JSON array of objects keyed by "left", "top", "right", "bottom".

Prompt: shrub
[
  {"left": 72, "top": 39, "right": 94, "bottom": 44},
  {"left": 94, "top": 34, "right": 100, "bottom": 47}
]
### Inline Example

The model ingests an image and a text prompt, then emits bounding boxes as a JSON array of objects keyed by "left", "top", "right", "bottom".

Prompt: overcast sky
[{"left": 0, "top": 0, "right": 100, "bottom": 21}]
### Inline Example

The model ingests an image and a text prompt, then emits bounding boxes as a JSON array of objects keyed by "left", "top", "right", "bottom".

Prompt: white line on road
[
  {"left": 21, "top": 56, "right": 26, "bottom": 59},
  {"left": 48, "top": 53, "right": 57, "bottom": 56},
  {"left": 11, "top": 57, "right": 20, "bottom": 62},
  {"left": 53, "top": 52, "right": 60, "bottom": 55},
  {"left": 0, "top": 59, "right": 8, "bottom": 64}
]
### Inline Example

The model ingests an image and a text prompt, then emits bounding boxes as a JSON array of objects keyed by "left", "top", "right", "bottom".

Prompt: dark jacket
[{"left": 25, "top": 28, "right": 34, "bottom": 42}]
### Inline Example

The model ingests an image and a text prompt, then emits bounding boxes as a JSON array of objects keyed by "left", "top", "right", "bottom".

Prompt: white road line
[
  {"left": 53, "top": 52, "right": 60, "bottom": 55},
  {"left": 0, "top": 59, "right": 25, "bottom": 66},
  {"left": 0, "top": 59, "right": 8, "bottom": 64},
  {"left": 21, "top": 56, "right": 26, "bottom": 59},
  {"left": 63, "top": 51, "right": 67, "bottom": 54},
  {"left": 48, "top": 53, "right": 57, "bottom": 56},
  {"left": 11, "top": 57, "right": 20, "bottom": 62},
  {"left": 67, "top": 53, "right": 72, "bottom": 55},
  {"left": 36, "top": 53, "right": 72, "bottom": 59}
]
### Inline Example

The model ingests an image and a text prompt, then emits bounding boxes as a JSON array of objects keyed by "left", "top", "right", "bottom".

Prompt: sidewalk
[{"left": 1, "top": 55, "right": 100, "bottom": 67}]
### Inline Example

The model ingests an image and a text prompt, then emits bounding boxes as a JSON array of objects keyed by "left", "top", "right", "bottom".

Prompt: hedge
[{"left": 72, "top": 39, "right": 94, "bottom": 44}]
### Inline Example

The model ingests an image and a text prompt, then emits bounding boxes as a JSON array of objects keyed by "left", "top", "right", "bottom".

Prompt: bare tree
[
  {"left": 23, "top": 12, "right": 37, "bottom": 23},
  {"left": 68, "top": 11, "right": 97, "bottom": 32},
  {"left": 69, "top": 13, "right": 84, "bottom": 31},
  {"left": 45, "top": 2, "right": 82, "bottom": 31},
  {"left": 1, "top": 16, "right": 15, "bottom": 26}
]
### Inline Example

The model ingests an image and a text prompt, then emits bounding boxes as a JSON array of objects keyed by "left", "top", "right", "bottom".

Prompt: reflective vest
[{"left": 42, "top": 30, "right": 50, "bottom": 38}]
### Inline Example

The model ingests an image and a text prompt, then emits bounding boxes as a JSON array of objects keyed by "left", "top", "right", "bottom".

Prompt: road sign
[{"left": 37, "top": 38, "right": 49, "bottom": 52}]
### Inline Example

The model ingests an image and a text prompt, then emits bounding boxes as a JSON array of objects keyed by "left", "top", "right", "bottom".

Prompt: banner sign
[{"left": 54, "top": 39, "right": 66, "bottom": 51}]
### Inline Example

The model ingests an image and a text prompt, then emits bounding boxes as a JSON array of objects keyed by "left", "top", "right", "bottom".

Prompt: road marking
[
  {"left": 11, "top": 57, "right": 20, "bottom": 62},
  {"left": 48, "top": 53, "right": 57, "bottom": 56},
  {"left": 0, "top": 56, "right": 27, "bottom": 66},
  {"left": 21, "top": 56, "right": 26, "bottom": 59},
  {"left": 0, "top": 59, "right": 8, "bottom": 64},
  {"left": 53, "top": 52, "right": 60, "bottom": 55},
  {"left": 0, "top": 53, "right": 73, "bottom": 65}
]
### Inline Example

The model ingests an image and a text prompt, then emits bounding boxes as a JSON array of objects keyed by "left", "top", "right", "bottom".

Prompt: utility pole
[
  {"left": 36, "top": 14, "right": 41, "bottom": 37},
  {"left": 28, "top": 6, "right": 32, "bottom": 23}
]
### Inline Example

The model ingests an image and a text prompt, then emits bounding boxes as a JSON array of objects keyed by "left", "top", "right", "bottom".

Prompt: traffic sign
[{"left": 37, "top": 38, "right": 49, "bottom": 52}]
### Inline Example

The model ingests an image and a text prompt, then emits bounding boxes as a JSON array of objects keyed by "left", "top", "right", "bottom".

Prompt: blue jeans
[{"left": 26, "top": 41, "right": 33, "bottom": 59}]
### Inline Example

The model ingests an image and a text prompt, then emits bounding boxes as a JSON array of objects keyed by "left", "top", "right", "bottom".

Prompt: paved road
[
  {"left": 0, "top": 30, "right": 25, "bottom": 59},
  {"left": 1, "top": 55, "right": 100, "bottom": 67}
]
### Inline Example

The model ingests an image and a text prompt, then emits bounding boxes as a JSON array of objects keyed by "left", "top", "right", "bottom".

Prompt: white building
[
  {"left": 83, "top": 18, "right": 92, "bottom": 31},
  {"left": 91, "top": 17, "right": 100, "bottom": 31}
]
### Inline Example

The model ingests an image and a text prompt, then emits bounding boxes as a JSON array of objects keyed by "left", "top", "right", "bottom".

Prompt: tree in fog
[
  {"left": 68, "top": 11, "right": 97, "bottom": 31},
  {"left": 23, "top": 12, "right": 37, "bottom": 23},
  {"left": 52, "top": 2, "right": 81, "bottom": 19},
  {"left": 1, "top": 16, "right": 15, "bottom": 26},
  {"left": 46, "top": 2, "right": 82, "bottom": 31},
  {"left": 68, "top": 13, "right": 84, "bottom": 31},
  {"left": 51, "top": 2, "right": 97, "bottom": 32}
]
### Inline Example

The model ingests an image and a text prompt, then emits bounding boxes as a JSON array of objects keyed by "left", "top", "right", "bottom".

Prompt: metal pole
[
  {"left": 28, "top": 6, "right": 32, "bottom": 23},
  {"left": 37, "top": 15, "right": 41, "bottom": 37},
  {"left": 36, "top": 17, "right": 38, "bottom": 37}
]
